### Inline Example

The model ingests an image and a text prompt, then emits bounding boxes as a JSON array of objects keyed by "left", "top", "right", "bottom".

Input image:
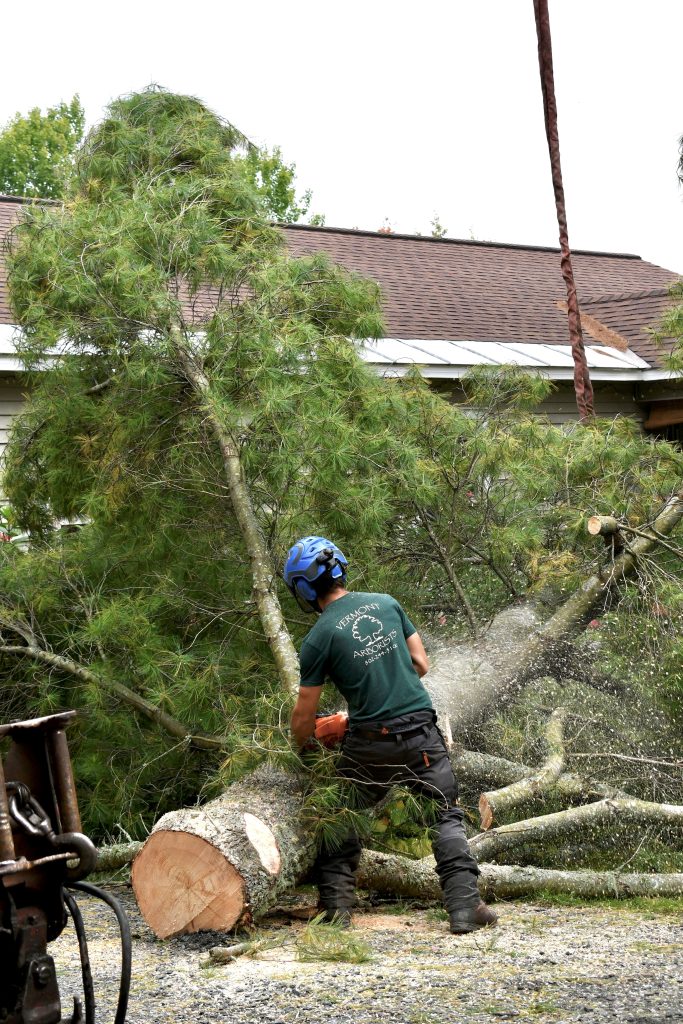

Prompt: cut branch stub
[{"left": 587, "top": 515, "right": 620, "bottom": 537}]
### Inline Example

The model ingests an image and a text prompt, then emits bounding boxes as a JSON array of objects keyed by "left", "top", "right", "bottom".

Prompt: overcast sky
[{"left": 3, "top": 0, "right": 682, "bottom": 271}]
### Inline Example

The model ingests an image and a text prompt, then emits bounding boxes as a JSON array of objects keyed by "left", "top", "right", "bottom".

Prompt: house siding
[
  {"left": 430, "top": 380, "right": 644, "bottom": 426},
  {"left": 0, "top": 377, "right": 29, "bottom": 496}
]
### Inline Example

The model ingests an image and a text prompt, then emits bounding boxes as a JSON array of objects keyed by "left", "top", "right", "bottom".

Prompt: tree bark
[
  {"left": 470, "top": 797, "right": 683, "bottom": 864},
  {"left": 99, "top": 841, "right": 683, "bottom": 906},
  {"left": 172, "top": 330, "right": 300, "bottom": 696},
  {"left": 356, "top": 850, "right": 683, "bottom": 901},
  {"left": 131, "top": 762, "right": 315, "bottom": 938},
  {"left": 479, "top": 708, "right": 567, "bottom": 829},
  {"left": 95, "top": 841, "right": 143, "bottom": 872}
]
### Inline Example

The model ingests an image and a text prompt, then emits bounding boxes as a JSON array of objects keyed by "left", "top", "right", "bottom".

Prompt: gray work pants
[{"left": 312, "top": 712, "right": 481, "bottom": 914}]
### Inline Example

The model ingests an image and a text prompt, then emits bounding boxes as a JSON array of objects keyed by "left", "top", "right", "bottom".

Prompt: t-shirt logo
[
  {"left": 350, "top": 611, "right": 399, "bottom": 665},
  {"left": 352, "top": 614, "right": 384, "bottom": 647}
]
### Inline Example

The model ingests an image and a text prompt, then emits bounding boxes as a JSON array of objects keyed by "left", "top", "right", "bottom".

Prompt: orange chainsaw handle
[{"left": 314, "top": 711, "right": 349, "bottom": 748}]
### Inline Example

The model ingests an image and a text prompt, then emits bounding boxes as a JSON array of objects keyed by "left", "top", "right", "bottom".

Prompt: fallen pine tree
[
  {"left": 101, "top": 841, "right": 683, "bottom": 920},
  {"left": 125, "top": 727, "right": 683, "bottom": 938}
]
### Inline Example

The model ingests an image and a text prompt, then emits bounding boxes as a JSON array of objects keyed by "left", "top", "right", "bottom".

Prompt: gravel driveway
[{"left": 52, "top": 888, "right": 683, "bottom": 1024}]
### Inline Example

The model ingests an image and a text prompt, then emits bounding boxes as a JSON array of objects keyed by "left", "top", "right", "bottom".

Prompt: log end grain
[
  {"left": 587, "top": 515, "right": 619, "bottom": 537},
  {"left": 132, "top": 830, "right": 245, "bottom": 938},
  {"left": 479, "top": 793, "right": 494, "bottom": 831}
]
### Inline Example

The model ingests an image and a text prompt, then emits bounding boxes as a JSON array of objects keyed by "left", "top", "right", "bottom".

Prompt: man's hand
[
  {"left": 407, "top": 633, "right": 429, "bottom": 677},
  {"left": 290, "top": 685, "right": 323, "bottom": 748}
]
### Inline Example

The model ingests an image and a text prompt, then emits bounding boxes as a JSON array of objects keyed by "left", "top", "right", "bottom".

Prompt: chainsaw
[
  {"left": 0, "top": 711, "right": 131, "bottom": 1024},
  {"left": 313, "top": 711, "right": 349, "bottom": 748}
]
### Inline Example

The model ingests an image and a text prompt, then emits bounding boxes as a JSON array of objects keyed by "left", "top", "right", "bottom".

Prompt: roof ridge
[
  {"left": 581, "top": 285, "right": 679, "bottom": 304},
  {"left": 280, "top": 222, "right": 643, "bottom": 260},
  {"left": 0, "top": 195, "right": 659, "bottom": 263},
  {"left": 0, "top": 194, "right": 59, "bottom": 206}
]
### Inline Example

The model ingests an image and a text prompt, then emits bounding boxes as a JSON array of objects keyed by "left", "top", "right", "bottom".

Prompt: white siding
[
  {"left": 431, "top": 380, "right": 644, "bottom": 426},
  {"left": 0, "top": 377, "right": 30, "bottom": 496}
]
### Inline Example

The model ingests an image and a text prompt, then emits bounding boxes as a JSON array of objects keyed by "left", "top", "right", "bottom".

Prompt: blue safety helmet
[{"left": 283, "top": 536, "right": 348, "bottom": 612}]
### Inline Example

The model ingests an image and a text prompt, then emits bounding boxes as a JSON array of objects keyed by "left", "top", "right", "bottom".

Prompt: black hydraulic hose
[
  {"left": 68, "top": 880, "right": 132, "bottom": 1024},
  {"left": 63, "top": 889, "right": 96, "bottom": 1024}
]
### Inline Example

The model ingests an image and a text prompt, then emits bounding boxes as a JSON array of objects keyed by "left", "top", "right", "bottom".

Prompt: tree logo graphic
[{"left": 352, "top": 615, "right": 384, "bottom": 646}]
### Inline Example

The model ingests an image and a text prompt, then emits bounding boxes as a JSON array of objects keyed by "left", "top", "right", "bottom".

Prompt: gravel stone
[{"left": 51, "top": 889, "right": 683, "bottom": 1023}]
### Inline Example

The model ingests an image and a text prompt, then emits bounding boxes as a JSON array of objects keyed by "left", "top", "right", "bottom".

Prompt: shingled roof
[
  {"left": 283, "top": 224, "right": 680, "bottom": 368},
  {"left": 0, "top": 196, "right": 680, "bottom": 370}
]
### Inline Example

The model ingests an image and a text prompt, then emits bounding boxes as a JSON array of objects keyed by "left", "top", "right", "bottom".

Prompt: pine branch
[
  {"left": 0, "top": 626, "right": 225, "bottom": 752},
  {"left": 417, "top": 508, "right": 479, "bottom": 637}
]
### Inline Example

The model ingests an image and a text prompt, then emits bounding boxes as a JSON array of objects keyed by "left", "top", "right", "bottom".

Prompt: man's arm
[
  {"left": 290, "top": 685, "right": 324, "bottom": 747},
  {"left": 406, "top": 632, "right": 429, "bottom": 677}
]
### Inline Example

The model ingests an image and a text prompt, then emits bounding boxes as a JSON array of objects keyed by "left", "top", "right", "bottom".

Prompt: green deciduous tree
[
  {"left": 235, "top": 144, "right": 313, "bottom": 222},
  {"left": 659, "top": 281, "right": 683, "bottom": 371},
  {"left": 0, "top": 96, "right": 85, "bottom": 199}
]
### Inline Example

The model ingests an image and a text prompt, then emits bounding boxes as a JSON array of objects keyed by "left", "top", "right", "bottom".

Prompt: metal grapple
[{"left": 0, "top": 711, "right": 130, "bottom": 1024}]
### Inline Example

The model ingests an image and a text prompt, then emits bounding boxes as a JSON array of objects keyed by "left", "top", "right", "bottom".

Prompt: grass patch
[
  {"left": 527, "top": 891, "right": 683, "bottom": 915},
  {"left": 630, "top": 940, "right": 683, "bottom": 953},
  {"left": 528, "top": 998, "right": 558, "bottom": 1015},
  {"left": 296, "top": 913, "right": 372, "bottom": 964},
  {"left": 377, "top": 899, "right": 424, "bottom": 915}
]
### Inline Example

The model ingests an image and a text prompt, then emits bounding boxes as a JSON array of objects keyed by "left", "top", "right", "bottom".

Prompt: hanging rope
[{"left": 533, "top": 0, "right": 595, "bottom": 422}]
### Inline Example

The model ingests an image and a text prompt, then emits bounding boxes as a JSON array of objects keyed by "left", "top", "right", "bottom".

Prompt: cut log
[
  {"left": 587, "top": 515, "right": 619, "bottom": 537},
  {"left": 470, "top": 797, "right": 683, "bottom": 864},
  {"left": 131, "top": 763, "right": 315, "bottom": 938},
  {"left": 356, "top": 850, "right": 683, "bottom": 901},
  {"left": 95, "top": 841, "right": 142, "bottom": 872},
  {"left": 479, "top": 708, "right": 567, "bottom": 829}
]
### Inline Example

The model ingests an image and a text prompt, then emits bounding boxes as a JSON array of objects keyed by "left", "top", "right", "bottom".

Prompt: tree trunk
[
  {"left": 101, "top": 841, "right": 683, "bottom": 908},
  {"left": 172, "top": 331, "right": 300, "bottom": 695},
  {"left": 356, "top": 850, "right": 683, "bottom": 901},
  {"left": 470, "top": 797, "right": 683, "bottom": 864},
  {"left": 427, "top": 487, "right": 683, "bottom": 735},
  {"left": 131, "top": 763, "right": 315, "bottom": 938}
]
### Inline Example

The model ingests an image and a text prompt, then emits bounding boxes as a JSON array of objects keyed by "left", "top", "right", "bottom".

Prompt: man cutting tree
[{"left": 285, "top": 535, "right": 497, "bottom": 934}]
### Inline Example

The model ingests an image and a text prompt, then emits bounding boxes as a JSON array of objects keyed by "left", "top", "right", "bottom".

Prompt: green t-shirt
[{"left": 299, "top": 591, "right": 433, "bottom": 724}]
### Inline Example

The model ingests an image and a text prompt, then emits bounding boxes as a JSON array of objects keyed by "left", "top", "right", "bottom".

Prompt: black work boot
[{"left": 449, "top": 900, "right": 498, "bottom": 934}]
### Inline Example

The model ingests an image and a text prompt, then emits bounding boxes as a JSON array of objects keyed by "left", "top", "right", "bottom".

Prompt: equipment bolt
[{"left": 33, "top": 961, "right": 52, "bottom": 987}]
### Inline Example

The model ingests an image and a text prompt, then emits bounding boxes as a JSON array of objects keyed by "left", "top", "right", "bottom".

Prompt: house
[{"left": 1, "top": 194, "right": 682, "bottom": 470}]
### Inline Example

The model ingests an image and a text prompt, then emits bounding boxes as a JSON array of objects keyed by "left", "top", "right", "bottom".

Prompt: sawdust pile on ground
[{"left": 53, "top": 889, "right": 683, "bottom": 1023}]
